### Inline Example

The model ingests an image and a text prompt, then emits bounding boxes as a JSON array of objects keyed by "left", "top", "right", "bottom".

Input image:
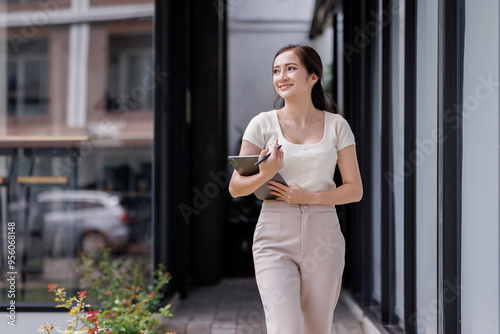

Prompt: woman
[{"left": 229, "top": 44, "right": 363, "bottom": 334}]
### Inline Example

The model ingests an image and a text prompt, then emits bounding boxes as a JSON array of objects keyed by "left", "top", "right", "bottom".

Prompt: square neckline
[{"left": 272, "top": 109, "right": 328, "bottom": 146}]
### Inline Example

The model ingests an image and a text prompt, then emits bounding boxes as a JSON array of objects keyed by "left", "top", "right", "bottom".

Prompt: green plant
[
  {"left": 40, "top": 248, "right": 174, "bottom": 334},
  {"left": 39, "top": 283, "right": 112, "bottom": 334},
  {"left": 79, "top": 248, "right": 173, "bottom": 334}
]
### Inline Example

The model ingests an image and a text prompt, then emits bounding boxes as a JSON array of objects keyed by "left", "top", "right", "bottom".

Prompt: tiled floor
[{"left": 159, "top": 277, "right": 365, "bottom": 334}]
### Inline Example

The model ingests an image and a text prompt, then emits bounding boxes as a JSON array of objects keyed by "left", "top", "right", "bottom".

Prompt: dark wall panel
[{"left": 189, "top": 0, "right": 228, "bottom": 285}]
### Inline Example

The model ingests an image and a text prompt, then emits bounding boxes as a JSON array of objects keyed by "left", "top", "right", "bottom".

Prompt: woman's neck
[{"left": 279, "top": 98, "right": 320, "bottom": 124}]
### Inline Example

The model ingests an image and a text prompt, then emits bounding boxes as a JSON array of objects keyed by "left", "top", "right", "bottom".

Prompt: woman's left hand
[{"left": 268, "top": 181, "right": 312, "bottom": 204}]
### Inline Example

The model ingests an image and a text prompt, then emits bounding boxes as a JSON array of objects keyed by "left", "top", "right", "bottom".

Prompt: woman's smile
[
  {"left": 279, "top": 83, "right": 294, "bottom": 90},
  {"left": 273, "top": 50, "right": 314, "bottom": 98}
]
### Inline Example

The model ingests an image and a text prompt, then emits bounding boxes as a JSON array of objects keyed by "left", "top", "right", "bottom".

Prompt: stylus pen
[{"left": 254, "top": 145, "right": 282, "bottom": 166}]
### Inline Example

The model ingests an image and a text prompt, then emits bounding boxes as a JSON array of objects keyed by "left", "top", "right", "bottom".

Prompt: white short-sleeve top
[{"left": 242, "top": 110, "right": 356, "bottom": 193}]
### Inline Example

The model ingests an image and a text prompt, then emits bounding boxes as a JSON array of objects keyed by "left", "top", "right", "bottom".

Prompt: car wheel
[{"left": 80, "top": 231, "right": 107, "bottom": 254}]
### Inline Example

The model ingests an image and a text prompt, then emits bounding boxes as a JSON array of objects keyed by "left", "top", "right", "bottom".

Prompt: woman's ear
[{"left": 309, "top": 73, "right": 319, "bottom": 86}]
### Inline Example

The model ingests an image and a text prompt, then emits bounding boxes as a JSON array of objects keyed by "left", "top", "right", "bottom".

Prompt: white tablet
[{"left": 228, "top": 155, "right": 288, "bottom": 200}]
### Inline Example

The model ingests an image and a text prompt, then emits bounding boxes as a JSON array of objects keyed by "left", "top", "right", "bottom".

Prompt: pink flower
[
  {"left": 86, "top": 310, "right": 101, "bottom": 323},
  {"left": 77, "top": 290, "right": 87, "bottom": 299},
  {"left": 47, "top": 283, "right": 58, "bottom": 292},
  {"left": 38, "top": 322, "right": 55, "bottom": 332}
]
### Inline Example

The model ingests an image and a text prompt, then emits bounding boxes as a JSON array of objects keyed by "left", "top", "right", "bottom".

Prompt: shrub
[{"left": 40, "top": 248, "right": 174, "bottom": 334}]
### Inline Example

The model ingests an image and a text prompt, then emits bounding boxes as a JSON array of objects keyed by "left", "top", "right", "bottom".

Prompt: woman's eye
[
  {"left": 273, "top": 69, "right": 279, "bottom": 74},
  {"left": 288, "top": 66, "right": 296, "bottom": 71}
]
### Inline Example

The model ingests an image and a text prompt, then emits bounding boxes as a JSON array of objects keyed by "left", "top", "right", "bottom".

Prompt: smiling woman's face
[{"left": 272, "top": 50, "right": 317, "bottom": 101}]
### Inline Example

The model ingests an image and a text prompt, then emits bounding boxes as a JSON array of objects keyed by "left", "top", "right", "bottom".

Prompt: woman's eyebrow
[{"left": 273, "top": 62, "right": 299, "bottom": 69}]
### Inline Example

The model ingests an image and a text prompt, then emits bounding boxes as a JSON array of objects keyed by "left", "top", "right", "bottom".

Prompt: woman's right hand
[
  {"left": 258, "top": 139, "right": 284, "bottom": 179},
  {"left": 229, "top": 139, "right": 284, "bottom": 198}
]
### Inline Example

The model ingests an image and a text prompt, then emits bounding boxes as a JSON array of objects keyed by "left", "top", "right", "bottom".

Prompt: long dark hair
[{"left": 272, "top": 44, "right": 338, "bottom": 113}]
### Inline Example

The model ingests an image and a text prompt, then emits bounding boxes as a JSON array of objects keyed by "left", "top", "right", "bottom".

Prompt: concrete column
[
  {"left": 49, "top": 26, "right": 69, "bottom": 133},
  {"left": 66, "top": 0, "right": 90, "bottom": 128}
]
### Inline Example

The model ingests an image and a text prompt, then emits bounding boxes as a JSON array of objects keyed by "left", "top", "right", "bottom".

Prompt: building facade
[
  {"left": 315, "top": 0, "right": 499, "bottom": 333},
  {"left": 0, "top": 0, "right": 155, "bottom": 308},
  {"left": 1, "top": 0, "right": 499, "bottom": 333}
]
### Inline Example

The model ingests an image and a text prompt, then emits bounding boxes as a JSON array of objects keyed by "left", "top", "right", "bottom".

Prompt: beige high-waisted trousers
[{"left": 252, "top": 201, "right": 345, "bottom": 334}]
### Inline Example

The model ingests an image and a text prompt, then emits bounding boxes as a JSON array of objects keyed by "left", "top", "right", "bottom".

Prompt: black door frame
[
  {"left": 436, "top": 0, "right": 464, "bottom": 332},
  {"left": 154, "top": 0, "right": 228, "bottom": 297}
]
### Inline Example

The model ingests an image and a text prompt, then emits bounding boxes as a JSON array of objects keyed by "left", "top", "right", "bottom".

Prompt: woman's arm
[
  {"left": 268, "top": 144, "right": 363, "bottom": 205},
  {"left": 228, "top": 139, "right": 284, "bottom": 198},
  {"left": 311, "top": 144, "right": 363, "bottom": 205}
]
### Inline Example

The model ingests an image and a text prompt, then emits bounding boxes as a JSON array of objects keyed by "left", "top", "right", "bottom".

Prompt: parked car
[{"left": 34, "top": 190, "right": 131, "bottom": 255}]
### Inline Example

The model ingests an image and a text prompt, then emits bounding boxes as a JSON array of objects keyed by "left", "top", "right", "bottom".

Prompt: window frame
[
  {"left": 8, "top": 56, "right": 50, "bottom": 118},
  {"left": 6, "top": 34, "right": 51, "bottom": 125},
  {"left": 107, "top": 40, "right": 153, "bottom": 113},
  {"left": 86, "top": 20, "right": 154, "bottom": 123}
]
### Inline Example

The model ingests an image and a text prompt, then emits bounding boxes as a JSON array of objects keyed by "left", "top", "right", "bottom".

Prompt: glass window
[
  {"left": 370, "top": 6, "right": 383, "bottom": 305},
  {"left": 461, "top": 0, "right": 500, "bottom": 332},
  {"left": 7, "top": 38, "right": 49, "bottom": 117},
  {"left": 0, "top": 9, "right": 154, "bottom": 306},
  {"left": 107, "top": 33, "right": 153, "bottom": 112},
  {"left": 416, "top": 0, "right": 439, "bottom": 332},
  {"left": 392, "top": 1, "right": 405, "bottom": 322}
]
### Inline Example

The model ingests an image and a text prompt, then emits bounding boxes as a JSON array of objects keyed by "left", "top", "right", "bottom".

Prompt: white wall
[
  {"left": 416, "top": 0, "right": 439, "bottom": 332},
  {"left": 0, "top": 312, "right": 68, "bottom": 334},
  {"left": 461, "top": 0, "right": 500, "bottom": 332},
  {"left": 227, "top": 0, "right": 329, "bottom": 154},
  {"left": 311, "top": 25, "right": 334, "bottom": 86}
]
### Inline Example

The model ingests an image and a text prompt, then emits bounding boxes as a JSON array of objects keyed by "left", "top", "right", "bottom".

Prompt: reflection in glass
[
  {"left": 107, "top": 34, "right": 153, "bottom": 112},
  {"left": 7, "top": 38, "right": 49, "bottom": 117},
  {"left": 0, "top": 2, "right": 155, "bottom": 305}
]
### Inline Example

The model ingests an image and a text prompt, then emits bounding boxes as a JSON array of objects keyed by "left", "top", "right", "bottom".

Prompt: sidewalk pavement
[{"left": 158, "top": 277, "right": 365, "bottom": 334}]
